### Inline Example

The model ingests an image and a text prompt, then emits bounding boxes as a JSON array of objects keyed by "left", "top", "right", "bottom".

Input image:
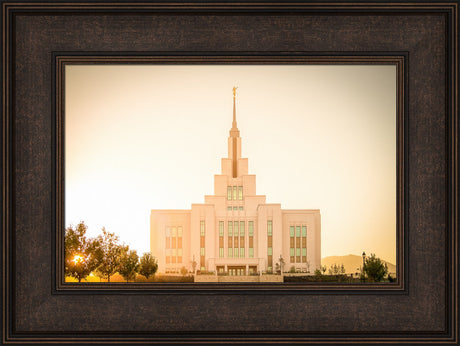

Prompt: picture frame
[{"left": 2, "top": 1, "right": 458, "bottom": 344}]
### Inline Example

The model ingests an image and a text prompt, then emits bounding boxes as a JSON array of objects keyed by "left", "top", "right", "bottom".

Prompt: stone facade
[{"left": 150, "top": 90, "right": 321, "bottom": 276}]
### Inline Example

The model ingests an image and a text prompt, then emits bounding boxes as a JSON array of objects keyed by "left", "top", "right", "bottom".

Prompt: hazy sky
[{"left": 65, "top": 65, "right": 396, "bottom": 263}]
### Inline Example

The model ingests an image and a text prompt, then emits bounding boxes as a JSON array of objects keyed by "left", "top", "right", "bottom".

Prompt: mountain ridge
[{"left": 321, "top": 254, "right": 396, "bottom": 274}]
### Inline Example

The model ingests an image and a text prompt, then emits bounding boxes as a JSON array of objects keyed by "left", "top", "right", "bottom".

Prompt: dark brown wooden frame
[{"left": 2, "top": 1, "right": 458, "bottom": 344}]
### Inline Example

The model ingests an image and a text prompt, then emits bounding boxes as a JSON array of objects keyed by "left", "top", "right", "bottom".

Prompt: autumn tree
[
  {"left": 118, "top": 249, "right": 139, "bottom": 282},
  {"left": 93, "top": 228, "right": 126, "bottom": 282},
  {"left": 363, "top": 253, "right": 388, "bottom": 282},
  {"left": 139, "top": 252, "right": 158, "bottom": 280},
  {"left": 64, "top": 222, "right": 98, "bottom": 282}
]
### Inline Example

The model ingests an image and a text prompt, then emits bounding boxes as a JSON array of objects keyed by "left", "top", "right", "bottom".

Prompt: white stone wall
[{"left": 150, "top": 104, "right": 321, "bottom": 277}]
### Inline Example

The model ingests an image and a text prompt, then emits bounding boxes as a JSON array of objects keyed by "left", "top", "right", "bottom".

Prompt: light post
[{"left": 362, "top": 251, "right": 366, "bottom": 280}]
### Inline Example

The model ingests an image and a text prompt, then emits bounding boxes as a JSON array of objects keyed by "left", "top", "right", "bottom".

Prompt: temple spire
[
  {"left": 232, "top": 86, "right": 238, "bottom": 129},
  {"left": 230, "top": 86, "right": 240, "bottom": 138},
  {"left": 229, "top": 87, "right": 240, "bottom": 178}
]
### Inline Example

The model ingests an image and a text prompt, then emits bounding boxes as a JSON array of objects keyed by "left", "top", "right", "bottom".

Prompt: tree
[
  {"left": 328, "top": 263, "right": 346, "bottom": 276},
  {"left": 190, "top": 256, "right": 197, "bottom": 274},
  {"left": 334, "top": 264, "right": 339, "bottom": 275},
  {"left": 64, "top": 222, "right": 98, "bottom": 282},
  {"left": 93, "top": 228, "right": 126, "bottom": 282},
  {"left": 279, "top": 256, "right": 285, "bottom": 273},
  {"left": 321, "top": 265, "right": 327, "bottom": 275},
  {"left": 328, "top": 263, "right": 339, "bottom": 275},
  {"left": 363, "top": 253, "right": 388, "bottom": 282},
  {"left": 314, "top": 269, "right": 322, "bottom": 277},
  {"left": 118, "top": 249, "right": 139, "bottom": 282},
  {"left": 180, "top": 266, "right": 188, "bottom": 276},
  {"left": 139, "top": 252, "right": 158, "bottom": 280}
]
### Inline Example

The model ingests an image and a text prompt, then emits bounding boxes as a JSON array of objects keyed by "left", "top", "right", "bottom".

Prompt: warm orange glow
[
  {"left": 72, "top": 254, "right": 84, "bottom": 264},
  {"left": 65, "top": 65, "right": 396, "bottom": 264}
]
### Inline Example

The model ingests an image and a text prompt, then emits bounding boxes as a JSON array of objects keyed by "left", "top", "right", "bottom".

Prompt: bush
[
  {"left": 197, "top": 270, "right": 215, "bottom": 275},
  {"left": 314, "top": 269, "right": 322, "bottom": 277},
  {"left": 284, "top": 275, "right": 359, "bottom": 283},
  {"left": 363, "top": 254, "right": 388, "bottom": 282},
  {"left": 180, "top": 266, "right": 188, "bottom": 276}
]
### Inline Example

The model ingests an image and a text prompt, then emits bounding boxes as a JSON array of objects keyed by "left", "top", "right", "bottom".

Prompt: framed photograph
[
  {"left": 2, "top": 1, "right": 458, "bottom": 344},
  {"left": 60, "top": 59, "right": 402, "bottom": 290}
]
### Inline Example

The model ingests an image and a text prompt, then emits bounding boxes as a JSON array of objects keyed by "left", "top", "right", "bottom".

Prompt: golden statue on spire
[{"left": 232, "top": 86, "right": 238, "bottom": 98}]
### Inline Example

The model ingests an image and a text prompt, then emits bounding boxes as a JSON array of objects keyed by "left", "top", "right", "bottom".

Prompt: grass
[{"left": 65, "top": 273, "right": 194, "bottom": 283}]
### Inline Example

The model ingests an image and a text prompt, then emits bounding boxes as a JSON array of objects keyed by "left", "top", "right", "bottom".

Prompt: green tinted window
[
  {"left": 219, "top": 221, "right": 224, "bottom": 236},
  {"left": 200, "top": 221, "right": 205, "bottom": 236}
]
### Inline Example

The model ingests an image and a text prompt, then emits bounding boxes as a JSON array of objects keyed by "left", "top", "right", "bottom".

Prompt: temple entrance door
[{"left": 228, "top": 266, "right": 246, "bottom": 276}]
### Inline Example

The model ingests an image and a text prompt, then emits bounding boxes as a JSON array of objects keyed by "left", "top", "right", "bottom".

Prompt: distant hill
[{"left": 321, "top": 254, "right": 396, "bottom": 275}]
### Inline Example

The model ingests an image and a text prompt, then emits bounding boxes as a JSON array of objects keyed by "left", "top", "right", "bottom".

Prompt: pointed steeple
[
  {"left": 221, "top": 87, "right": 248, "bottom": 179},
  {"left": 229, "top": 87, "right": 240, "bottom": 178},
  {"left": 230, "top": 86, "right": 240, "bottom": 138}
]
